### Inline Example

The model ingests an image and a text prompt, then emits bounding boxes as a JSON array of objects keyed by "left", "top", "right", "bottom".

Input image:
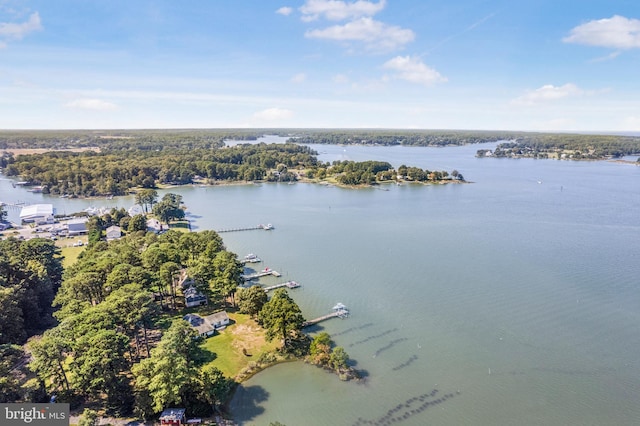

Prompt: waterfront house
[
  {"left": 105, "top": 225, "right": 122, "bottom": 241},
  {"left": 159, "top": 408, "right": 186, "bottom": 425},
  {"left": 182, "top": 311, "right": 230, "bottom": 338}
]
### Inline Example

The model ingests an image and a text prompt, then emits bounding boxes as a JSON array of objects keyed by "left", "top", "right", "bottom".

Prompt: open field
[{"left": 200, "top": 312, "right": 279, "bottom": 379}]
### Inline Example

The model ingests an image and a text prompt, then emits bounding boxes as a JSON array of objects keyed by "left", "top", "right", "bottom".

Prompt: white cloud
[
  {"left": 276, "top": 6, "right": 293, "bottom": 16},
  {"left": 382, "top": 56, "right": 447, "bottom": 86},
  {"left": 333, "top": 73, "right": 350, "bottom": 83},
  {"left": 563, "top": 15, "right": 640, "bottom": 49},
  {"left": 305, "top": 17, "right": 414, "bottom": 52},
  {"left": 65, "top": 98, "right": 118, "bottom": 111},
  {"left": 621, "top": 115, "right": 640, "bottom": 130},
  {"left": 291, "top": 73, "right": 307, "bottom": 83},
  {"left": 300, "top": 0, "right": 386, "bottom": 22},
  {"left": 252, "top": 107, "right": 294, "bottom": 121},
  {"left": 512, "top": 83, "right": 584, "bottom": 106},
  {"left": 0, "top": 12, "right": 42, "bottom": 42}
]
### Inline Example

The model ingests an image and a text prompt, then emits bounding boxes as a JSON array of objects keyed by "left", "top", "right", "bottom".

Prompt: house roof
[
  {"left": 205, "top": 311, "right": 230, "bottom": 324},
  {"left": 19, "top": 204, "right": 54, "bottom": 219},
  {"left": 159, "top": 408, "right": 186, "bottom": 421},
  {"left": 66, "top": 217, "right": 88, "bottom": 226},
  {"left": 106, "top": 225, "right": 121, "bottom": 233},
  {"left": 183, "top": 311, "right": 229, "bottom": 335}
]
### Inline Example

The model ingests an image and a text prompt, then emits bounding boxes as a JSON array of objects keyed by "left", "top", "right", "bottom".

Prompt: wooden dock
[
  {"left": 217, "top": 224, "right": 273, "bottom": 233},
  {"left": 263, "top": 281, "right": 300, "bottom": 292},
  {"left": 242, "top": 269, "right": 282, "bottom": 280},
  {"left": 302, "top": 305, "right": 350, "bottom": 328}
]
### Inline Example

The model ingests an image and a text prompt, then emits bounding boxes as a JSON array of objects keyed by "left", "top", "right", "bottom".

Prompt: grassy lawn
[
  {"left": 200, "top": 312, "right": 279, "bottom": 378},
  {"left": 59, "top": 245, "right": 85, "bottom": 268}
]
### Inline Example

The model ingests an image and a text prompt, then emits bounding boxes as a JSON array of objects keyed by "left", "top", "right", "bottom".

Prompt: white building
[
  {"left": 106, "top": 225, "right": 122, "bottom": 241},
  {"left": 19, "top": 204, "right": 55, "bottom": 224}
]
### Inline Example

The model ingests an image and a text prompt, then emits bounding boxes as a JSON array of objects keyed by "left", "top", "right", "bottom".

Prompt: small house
[
  {"left": 206, "top": 311, "right": 230, "bottom": 329},
  {"left": 183, "top": 311, "right": 230, "bottom": 338},
  {"left": 105, "top": 225, "right": 122, "bottom": 241},
  {"left": 183, "top": 313, "right": 215, "bottom": 337},
  {"left": 184, "top": 286, "right": 208, "bottom": 308},
  {"left": 159, "top": 408, "right": 186, "bottom": 425}
]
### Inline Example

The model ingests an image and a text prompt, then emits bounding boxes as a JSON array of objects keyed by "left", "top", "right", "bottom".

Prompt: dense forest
[{"left": 1, "top": 143, "right": 319, "bottom": 197}]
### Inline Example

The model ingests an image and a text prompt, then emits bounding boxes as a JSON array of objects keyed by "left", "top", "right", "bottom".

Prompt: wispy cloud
[
  {"left": 0, "top": 12, "right": 42, "bottom": 47},
  {"left": 563, "top": 15, "right": 640, "bottom": 49},
  {"left": 306, "top": 17, "right": 414, "bottom": 52},
  {"left": 291, "top": 72, "right": 307, "bottom": 83},
  {"left": 589, "top": 51, "right": 622, "bottom": 63},
  {"left": 276, "top": 6, "right": 293, "bottom": 16},
  {"left": 512, "top": 83, "right": 585, "bottom": 106},
  {"left": 300, "top": 0, "right": 386, "bottom": 22},
  {"left": 252, "top": 107, "right": 294, "bottom": 121},
  {"left": 65, "top": 98, "right": 118, "bottom": 111},
  {"left": 383, "top": 56, "right": 446, "bottom": 86},
  {"left": 427, "top": 12, "right": 497, "bottom": 53}
]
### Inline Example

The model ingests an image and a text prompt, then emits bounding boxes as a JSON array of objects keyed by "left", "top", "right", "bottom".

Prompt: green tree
[
  {"left": 236, "top": 285, "right": 268, "bottom": 317},
  {"left": 309, "top": 332, "right": 332, "bottom": 366},
  {"left": 211, "top": 250, "right": 243, "bottom": 307},
  {"left": 29, "top": 329, "right": 71, "bottom": 393},
  {"left": 77, "top": 409, "right": 98, "bottom": 426},
  {"left": 0, "top": 204, "right": 7, "bottom": 222},
  {"left": 135, "top": 189, "right": 158, "bottom": 213},
  {"left": 258, "top": 288, "right": 305, "bottom": 349},
  {"left": 132, "top": 320, "right": 200, "bottom": 413},
  {"left": 0, "top": 287, "right": 26, "bottom": 344},
  {"left": 128, "top": 214, "right": 147, "bottom": 232},
  {"left": 152, "top": 200, "right": 185, "bottom": 226},
  {"left": 329, "top": 346, "right": 349, "bottom": 371}
]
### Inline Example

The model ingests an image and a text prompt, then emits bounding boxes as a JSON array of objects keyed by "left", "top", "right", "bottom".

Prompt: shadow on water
[
  {"left": 391, "top": 355, "right": 418, "bottom": 372},
  {"left": 351, "top": 388, "right": 462, "bottom": 426},
  {"left": 230, "top": 385, "right": 270, "bottom": 424},
  {"left": 349, "top": 328, "right": 399, "bottom": 347},
  {"left": 333, "top": 322, "right": 374, "bottom": 337},
  {"left": 373, "top": 338, "right": 408, "bottom": 358}
]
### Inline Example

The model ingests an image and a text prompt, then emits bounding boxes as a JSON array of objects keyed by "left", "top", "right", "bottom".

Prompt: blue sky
[{"left": 1, "top": 0, "right": 639, "bottom": 131}]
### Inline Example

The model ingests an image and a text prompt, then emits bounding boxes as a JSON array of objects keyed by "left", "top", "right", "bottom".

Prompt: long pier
[
  {"left": 263, "top": 281, "right": 300, "bottom": 292},
  {"left": 242, "top": 269, "right": 282, "bottom": 280},
  {"left": 303, "top": 306, "right": 350, "bottom": 328},
  {"left": 217, "top": 224, "right": 273, "bottom": 233}
]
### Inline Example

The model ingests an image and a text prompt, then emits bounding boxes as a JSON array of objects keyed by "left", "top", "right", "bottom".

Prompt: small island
[{"left": 0, "top": 129, "right": 469, "bottom": 199}]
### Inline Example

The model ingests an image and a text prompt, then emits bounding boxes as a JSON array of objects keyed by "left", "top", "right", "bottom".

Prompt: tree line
[{"left": 1, "top": 143, "right": 318, "bottom": 197}]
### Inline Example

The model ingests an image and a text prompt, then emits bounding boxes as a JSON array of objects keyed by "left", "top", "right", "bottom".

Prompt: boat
[
  {"left": 332, "top": 302, "right": 347, "bottom": 311},
  {"left": 262, "top": 223, "right": 274, "bottom": 230},
  {"left": 243, "top": 253, "right": 262, "bottom": 263}
]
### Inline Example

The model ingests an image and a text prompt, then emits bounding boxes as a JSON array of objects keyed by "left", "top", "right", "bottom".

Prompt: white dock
[{"left": 263, "top": 281, "right": 300, "bottom": 292}]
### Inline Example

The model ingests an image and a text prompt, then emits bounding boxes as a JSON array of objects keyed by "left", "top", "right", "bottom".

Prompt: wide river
[{"left": 1, "top": 139, "right": 639, "bottom": 425}]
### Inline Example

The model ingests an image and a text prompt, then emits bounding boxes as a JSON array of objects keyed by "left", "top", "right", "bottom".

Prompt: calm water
[{"left": 1, "top": 141, "right": 639, "bottom": 425}]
